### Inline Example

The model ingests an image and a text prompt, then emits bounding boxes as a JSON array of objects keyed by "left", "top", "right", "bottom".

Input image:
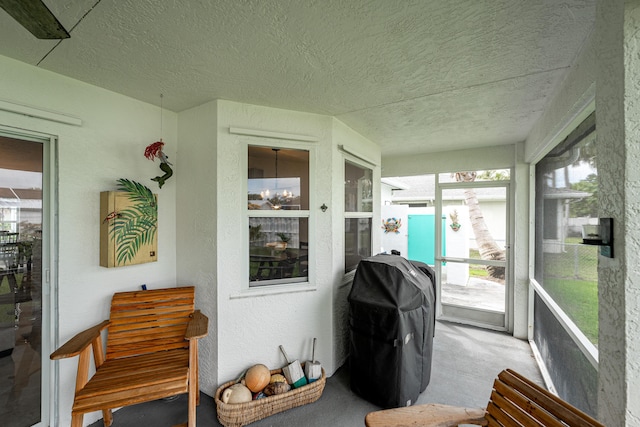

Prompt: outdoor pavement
[{"left": 441, "top": 277, "right": 506, "bottom": 312}]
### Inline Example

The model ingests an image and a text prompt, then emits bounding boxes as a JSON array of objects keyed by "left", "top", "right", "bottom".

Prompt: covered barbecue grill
[{"left": 348, "top": 254, "right": 436, "bottom": 408}]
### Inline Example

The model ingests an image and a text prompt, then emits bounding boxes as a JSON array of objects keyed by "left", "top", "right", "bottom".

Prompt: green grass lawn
[
  {"left": 542, "top": 277, "right": 598, "bottom": 345},
  {"left": 467, "top": 249, "right": 502, "bottom": 282},
  {"left": 468, "top": 249, "right": 489, "bottom": 278},
  {"left": 542, "top": 240, "right": 599, "bottom": 346},
  {"left": 469, "top": 265, "right": 488, "bottom": 278}
]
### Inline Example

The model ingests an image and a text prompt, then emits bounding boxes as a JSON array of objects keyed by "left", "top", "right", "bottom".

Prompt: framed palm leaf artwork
[{"left": 100, "top": 179, "right": 158, "bottom": 267}]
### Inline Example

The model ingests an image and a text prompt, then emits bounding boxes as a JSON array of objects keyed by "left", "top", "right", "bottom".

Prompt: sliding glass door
[{"left": 0, "top": 132, "right": 49, "bottom": 427}]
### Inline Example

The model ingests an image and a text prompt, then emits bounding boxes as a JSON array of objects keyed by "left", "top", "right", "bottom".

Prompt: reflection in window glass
[
  {"left": 345, "top": 161, "right": 373, "bottom": 212},
  {"left": 345, "top": 218, "right": 372, "bottom": 272},
  {"left": 0, "top": 207, "right": 18, "bottom": 232},
  {"left": 248, "top": 146, "right": 309, "bottom": 210},
  {"left": 0, "top": 138, "right": 44, "bottom": 426},
  {"left": 249, "top": 218, "right": 308, "bottom": 286}
]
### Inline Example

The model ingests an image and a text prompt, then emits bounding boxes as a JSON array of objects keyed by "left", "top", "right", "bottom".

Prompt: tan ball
[
  {"left": 244, "top": 364, "right": 271, "bottom": 392},
  {"left": 269, "top": 374, "right": 287, "bottom": 384}
]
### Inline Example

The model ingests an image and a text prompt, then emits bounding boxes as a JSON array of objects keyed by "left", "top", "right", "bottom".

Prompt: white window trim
[{"left": 527, "top": 103, "right": 599, "bottom": 373}]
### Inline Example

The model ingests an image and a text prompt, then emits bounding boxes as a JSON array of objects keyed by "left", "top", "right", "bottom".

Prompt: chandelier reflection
[{"left": 261, "top": 148, "right": 293, "bottom": 210}]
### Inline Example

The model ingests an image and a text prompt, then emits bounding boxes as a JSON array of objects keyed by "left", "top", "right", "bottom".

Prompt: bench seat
[{"left": 73, "top": 349, "right": 189, "bottom": 413}]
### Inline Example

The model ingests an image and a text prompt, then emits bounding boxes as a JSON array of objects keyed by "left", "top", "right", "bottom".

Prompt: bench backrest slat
[
  {"left": 485, "top": 369, "right": 604, "bottom": 427},
  {"left": 492, "top": 379, "right": 560, "bottom": 427},
  {"left": 106, "top": 286, "right": 195, "bottom": 360}
]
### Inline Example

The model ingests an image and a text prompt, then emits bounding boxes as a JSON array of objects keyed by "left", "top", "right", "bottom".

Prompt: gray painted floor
[{"left": 88, "top": 321, "right": 542, "bottom": 427}]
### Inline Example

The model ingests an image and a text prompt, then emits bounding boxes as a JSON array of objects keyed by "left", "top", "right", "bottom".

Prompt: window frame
[
  {"left": 0, "top": 206, "right": 19, "bottom": 232},
  {"left": 343, "top": 157, "right": 374, "bottom": 275},
  {"left": 527, "top": 108, "right": 599, "bottom": 414},
  {"left": 244, "top": 140, "right": 315, "bottom": 291}
]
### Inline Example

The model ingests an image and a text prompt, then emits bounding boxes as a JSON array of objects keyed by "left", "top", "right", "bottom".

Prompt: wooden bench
[
  {"left": 365, "top": 369, "right": 604, "bottom": 427},
  {"left": 51, "top": 286, "right": 208, "bottom": 427}
]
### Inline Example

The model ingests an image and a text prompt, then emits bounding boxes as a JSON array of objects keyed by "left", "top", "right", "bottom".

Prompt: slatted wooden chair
[
  {"left": 51, "top": 286, "right": 208, "bottom": 427},
  {"left": 365, "top": 369, "right": 604, "bottom": 427}
]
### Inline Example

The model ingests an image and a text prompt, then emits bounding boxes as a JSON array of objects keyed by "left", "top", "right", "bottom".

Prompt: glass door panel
[
  {"left": 0, "top": 135, "right": 43, "bottom": 427},
  {"left": 438, "top": 184, "right": 509, "bottom": 328},
  {"left": 441, "top": 261, "right": 505, "bottom": 311}
]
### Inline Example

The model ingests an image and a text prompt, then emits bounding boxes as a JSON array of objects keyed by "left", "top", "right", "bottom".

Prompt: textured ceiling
[{"left": 0, "top": 0, "right": 595, "bottom": 156}]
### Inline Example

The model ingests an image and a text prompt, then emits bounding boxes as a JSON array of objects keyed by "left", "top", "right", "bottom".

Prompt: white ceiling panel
[{"left": 0, "top": 0, "right": 595, "bottom": 156}]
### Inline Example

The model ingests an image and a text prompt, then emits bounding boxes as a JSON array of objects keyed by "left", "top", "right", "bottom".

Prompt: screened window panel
[{"left": 533, "top": 294, "right": 598, "bottom": 417}]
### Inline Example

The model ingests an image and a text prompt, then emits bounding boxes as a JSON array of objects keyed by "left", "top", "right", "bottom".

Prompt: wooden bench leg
[
  {"left": 189, "top": 341, "right": 199, "bottom": 426},
  {"left": 71, "top": 413, "right": 83, "bottom": 427},
  {"left": 194, "top": 354, "right": 200, "bottom": 406},
  {"left": 102, "top": 408, "right": 113, "bottom": 426},
  {"left": 188, "top": 383, "right": 197, "bottom": 427}
]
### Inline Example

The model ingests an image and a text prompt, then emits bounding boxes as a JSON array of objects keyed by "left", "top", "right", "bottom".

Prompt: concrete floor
[{"left": 88, "top": 321, "right": 542, "bottom": 427}]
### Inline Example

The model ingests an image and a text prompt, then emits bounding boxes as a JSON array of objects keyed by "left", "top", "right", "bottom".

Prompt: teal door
[{"left": 407, "top": 214, "right": 445, "bottom": 265}]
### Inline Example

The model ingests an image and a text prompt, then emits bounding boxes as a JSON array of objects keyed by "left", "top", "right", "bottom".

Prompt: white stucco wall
[
  {"left": 0, "top": 54, "right": 178, "bottom": 426},
  {"left": 176, "top": 100, "right": 380, "bottom": 392},
  {"left": 620, "top": 5, "right": 640, "bottom": 423},
  {"left": 176, "top": 101, "right": 219, "bottom": 393},
  {"left": 512, "top": 144, "right": 529, "bottom": 339},
  {"left": 442, "top": 201, "right": 507, "bottom": 248},
  {"left": 383, "top": 144, "right": 516, "bottom": 177},
  {"left": 596, "top": 1, "right": 640, "bottom": 425}
]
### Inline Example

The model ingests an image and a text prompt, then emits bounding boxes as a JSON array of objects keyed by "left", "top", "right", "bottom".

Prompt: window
[
  {"left": 344, "top": 160, "right": 373, "bottom": 272},
  {"left": 533, "top": 111, "right": 598, "bottom": 416},
  {"left": 534, "top": 113, "right": 598, "bottom": 346},
  {"left": 248, "top": 146, "right": 309, "bottom": 286},
  {"left": 0, "top": 206, "right": 18, "bottom": 232}
]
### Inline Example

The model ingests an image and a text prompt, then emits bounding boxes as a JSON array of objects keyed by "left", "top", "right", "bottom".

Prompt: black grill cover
[{"left": 348, "top": 254, "right": 436, "bottom": 408}]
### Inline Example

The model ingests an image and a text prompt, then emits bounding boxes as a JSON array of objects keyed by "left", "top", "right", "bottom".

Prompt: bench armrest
[
  {"left": 50, "top": 320, "right": 110, "bottom": 360},
  {"left": 365, "top": 403, "right": 487, "bottom": 427},
  {"left": 185, "top": 310, "right": 208, "bottom": 340}
]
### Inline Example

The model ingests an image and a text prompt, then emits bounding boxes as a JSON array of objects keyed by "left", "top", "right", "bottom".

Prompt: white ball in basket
[{"left": 222, "top": 383, "right": 252, "bottom": 404}]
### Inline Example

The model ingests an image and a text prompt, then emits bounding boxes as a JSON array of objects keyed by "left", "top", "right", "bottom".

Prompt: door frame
[
  {"left": 434, "top": 175, "right": 513, "bottom": 331},
  {"left": 0, "top": 126, "right": 57, "bottom": 427}
]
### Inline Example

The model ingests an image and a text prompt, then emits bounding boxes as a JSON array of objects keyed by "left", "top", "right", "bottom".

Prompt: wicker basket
[{"left": 214, "top": 366, "right": 326, "bottom": 427}]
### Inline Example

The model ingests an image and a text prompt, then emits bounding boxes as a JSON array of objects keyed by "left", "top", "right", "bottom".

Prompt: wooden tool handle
[{"left": 279, "top": 345, "right": 292, "bottom": 364}]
